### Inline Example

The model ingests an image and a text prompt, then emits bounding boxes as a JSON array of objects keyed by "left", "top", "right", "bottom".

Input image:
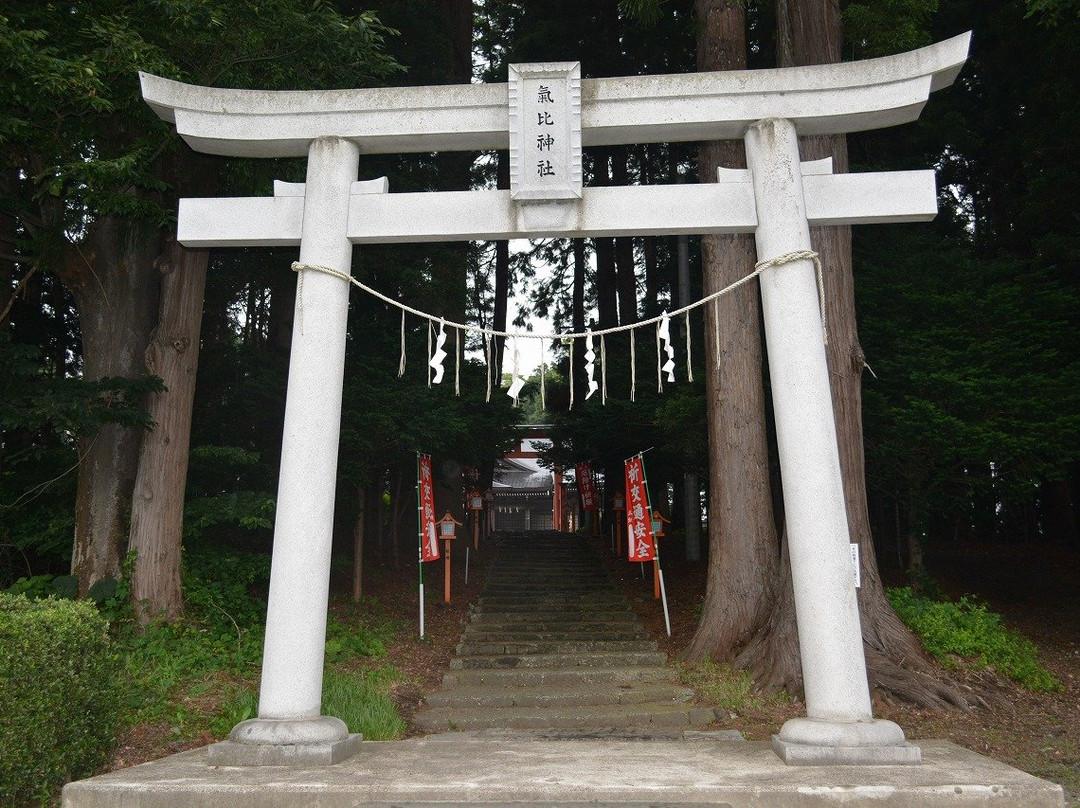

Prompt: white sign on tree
[{"left": 141, "top": 32, "right": 970, "bottom": 768}]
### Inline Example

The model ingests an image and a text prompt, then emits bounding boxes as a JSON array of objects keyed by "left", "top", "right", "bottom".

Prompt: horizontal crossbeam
[
  {"left": 176, "top": 170, "right": 937, "bottom": 248},
  {"left": 141, "top": 33, "right": 969, "bottom": 159}
]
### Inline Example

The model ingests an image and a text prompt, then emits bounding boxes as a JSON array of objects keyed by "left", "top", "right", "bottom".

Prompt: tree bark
[
  {"left": 129, "top": 238, "right": 209, "bottom": 623},
  {"left": 682, "top": 0, "right": 780, "bottom": 664},
  {"left": 737, "top": 0, "right": 970, "bottom": 709},
  {"left": 572, "top": 238, "right": 587, "bottom": 406},
  {"left": 612, "top": 146, "right": 638, "bottom": 326},
  {"left": 436, "top": 0, "right": 475, "bottom": 359},
  {"left": 62, "top": 216, "right": 161, "bottom": 595},
  {"left": 593, "top": 149, "right": 619, "bottom": 332}
]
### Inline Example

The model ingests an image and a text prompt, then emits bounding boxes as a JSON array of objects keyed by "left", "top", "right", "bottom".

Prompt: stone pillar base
[
  {"left": 207, "top": 716, "right": 363, "bottom": 766},
  {"left": 772, "top": 717, "right": 922, "bottom": 766}
]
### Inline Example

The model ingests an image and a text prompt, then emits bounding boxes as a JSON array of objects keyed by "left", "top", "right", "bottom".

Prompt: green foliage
[
  {"left": 843, "top": 0, "right": 937, "bottom": 57},
  {"left": 186, "top": 446, "right": 265, "bottom": 495},
  {"left": 0, "top": 330, "right": 166, "bottom": 578},
  {"left": 2, "top": 572, "right": 110, "bottom": 603},
  {"left": 113, "top": 547, "right": 270, "bottom": 724},
  {"left": 886, "top": 586, "right": 1062, "bottom": 692},
  {"left": 1025, "top": 0, "right": 1080, "bottom": 25},
  {"left": 210, "top": 684, "right": 259, "bottom": 739},
  {"left": 857, "top": 225, "right": 1080, "bottom": 535},
  {"left": 321, "top": 667, "right": 405, "bottom": 740},
  {"left": 113, "top": 546, "right": 394, "bottom": 735},
  {"left": 0, "top": 331, "right": 164, "bottom": 438},
  {"left": 0, "top": 593, "right": 120, "bottom": 806},
  {"left": 324, "top": 612, "right": 388, "bottom": 663},
  {"left": 183, "top": 491, "right": 276, "bottom": 542}
]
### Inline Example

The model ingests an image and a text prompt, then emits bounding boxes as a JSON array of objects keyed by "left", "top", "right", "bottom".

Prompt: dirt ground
[
  {"left": 604, "top": 534, "right": 1080, "bottom": 806},
  {"left": 108, "top": 531, "right": 1079, "bottom": 805}
]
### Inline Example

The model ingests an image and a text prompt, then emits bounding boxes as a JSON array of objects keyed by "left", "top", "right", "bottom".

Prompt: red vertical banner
[
  {"left": 575, "top": 462, "right": 597, "bottom": 512},
  {"left": 418, "top": 454, "right": 439, "bottom": 561},
  {"left": 624, "top": 456, "right": 655, "bottom": 561}
]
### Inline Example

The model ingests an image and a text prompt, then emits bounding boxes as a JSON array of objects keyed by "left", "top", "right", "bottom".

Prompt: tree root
[{"left": 727, "top": 548, "right": 994, "bottom": 712}]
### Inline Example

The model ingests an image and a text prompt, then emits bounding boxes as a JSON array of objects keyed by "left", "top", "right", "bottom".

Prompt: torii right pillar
[{"left": 745, "top": 117, "right": 918, "bottom": 765}]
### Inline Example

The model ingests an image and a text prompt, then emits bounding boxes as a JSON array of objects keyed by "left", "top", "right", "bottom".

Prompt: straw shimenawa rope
[{"left": 291, "top": 249, "right": 826, "bottom": 394}]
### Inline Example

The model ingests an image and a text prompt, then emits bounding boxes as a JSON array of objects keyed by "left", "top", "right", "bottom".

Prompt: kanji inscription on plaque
[{"left": 508, "top": 62, "right": 582, "bottom": 201}]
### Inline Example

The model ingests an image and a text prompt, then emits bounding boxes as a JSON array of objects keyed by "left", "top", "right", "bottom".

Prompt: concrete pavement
[{"left": 63, "top": 730, "right": 1065, "bottom": 807}]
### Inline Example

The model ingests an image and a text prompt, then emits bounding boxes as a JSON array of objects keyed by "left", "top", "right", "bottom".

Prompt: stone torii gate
[{"left": 141, "top": 32, "right": 970, "bottom": 767}]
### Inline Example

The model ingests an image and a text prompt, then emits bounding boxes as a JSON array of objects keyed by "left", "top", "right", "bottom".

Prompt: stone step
[
  {"left": 412, "top": 531, "right": 704, "bottom": 739},
  {"left": 424, "top": 682, "right": 692, "bottom": 709},
  {"left": 482, "top": 584, "right": 609, "bottom": 591},
  {"left": 449, "top": 651, "right": 668, "bottom": 669},
  {"left": 466, "top": 615, "right": 642, "bottom": 630},
  {"left": 476, "top": 611, "right": 630, "bottom": 619},
  {"left": 455, "top": 639, "right": 658, "bottom": 656},
  {"left": 441, "top": 665, "right": 678, "bottom": 689},
  {"left": 483, "top": 587, "right": 613, "bottom": 592},
  {"left": 461, "top": 629, "right": 648, "bottom": 643},
  {"left": 480, "top": 586, "right": 615, "bottom": 596},
  {"left": 412, "top": 702, "right": 718, "bottom": 732},
  {"left": 473, "top": 602, "right": 632, "bottom": 614},
  {"left": 478, "top": 592, "right": 623, "bottom": 601}
]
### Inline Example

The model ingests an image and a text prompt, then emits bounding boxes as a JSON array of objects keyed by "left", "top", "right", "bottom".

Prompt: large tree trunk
[
  {"left": 682, "top": 0, "right": 780, "bottom": 663},
  {"left": 62, "top": 216, "right": 161, "bottom": 595},
  {"left": 592, "top": 148, "right": 619, "bottom": 332},
  {"left": 435, "top": 0, "right": 475, "bottom": 361},
  {"left": 572, "top": 238, "right": 587, "bottom": 406},
  {"left": 736, "top": 0, "right": 969, "bottom": 709},
  {"left": 129, "top": 238, "right": 208, "bottom": 623},
  {"left": 612, "top": 146, "right": 637, "bottom": 326}
]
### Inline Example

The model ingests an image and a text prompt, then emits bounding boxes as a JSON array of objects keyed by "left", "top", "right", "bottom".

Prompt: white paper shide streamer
[
  {"left": 429, "top": 320, "right": 448, "bottom": 384},
  {"left": 584, "top": 330, "right": 598, "bottom": 400},
  {"left": 659, "top": 312, "right": 676, "bottom": 383},
  {"left": 506, "top": 338, "right": 526, "bottom": 401}
]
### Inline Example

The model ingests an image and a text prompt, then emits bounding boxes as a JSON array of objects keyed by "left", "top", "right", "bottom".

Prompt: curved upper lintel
[{"left": 140, "top": 32, "right": 970, "bottom": 159}]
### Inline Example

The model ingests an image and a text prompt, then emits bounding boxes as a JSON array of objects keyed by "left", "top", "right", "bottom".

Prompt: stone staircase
[{"left": 414, "top": 531, "right": 718, "bottom": 732}]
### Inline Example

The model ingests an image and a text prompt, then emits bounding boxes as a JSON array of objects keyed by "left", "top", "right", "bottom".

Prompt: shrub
[
  {"left": 0, "top": 593, "right": 120, "bottom": 806},
  {"left": 886, "top": 586, "right": 1062, "bottom": 692}
]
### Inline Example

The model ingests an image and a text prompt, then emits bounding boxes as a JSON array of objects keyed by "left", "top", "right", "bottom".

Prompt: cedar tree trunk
[
  {"left": 682, "top": 0, "right": 780, "bottom": 663},
  {"left": 129, "top": 238, "right": 208, "bottom": 623},
  {"left": 63, "top": 216, "right": 161, "bottom": 595},
  {"left": 736, "top": 0, "right": 969, "bottom": 709}
]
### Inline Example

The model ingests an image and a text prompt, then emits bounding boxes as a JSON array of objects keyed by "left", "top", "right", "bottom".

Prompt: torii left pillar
[{"left": 207, "top": 137, "right": 364, "bottom": 765}]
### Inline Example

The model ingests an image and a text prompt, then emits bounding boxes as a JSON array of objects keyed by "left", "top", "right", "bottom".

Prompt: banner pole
[
  {"left": 417, "top": 452, "right": 425, "bottom": 639},
  {"left": 637, "top": 451, "right": 667, "bottom": 628},
  {"left": 658, "top": 567, "right": 672, "bottom": 637}
]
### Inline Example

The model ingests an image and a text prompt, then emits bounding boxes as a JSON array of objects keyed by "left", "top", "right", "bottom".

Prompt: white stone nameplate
[{"left": 509, "top": 62, "right": 582, "bottom": 202}]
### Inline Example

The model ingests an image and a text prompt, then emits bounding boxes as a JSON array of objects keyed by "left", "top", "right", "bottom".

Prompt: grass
[
  {"left": 322, "top": 666, "right": 407, "bottom": 739},
  {"left": 97, "top": 546, "right": 410, "bottom": 748},
  {"left": 677, "top": 659, "right": 790, "bottom": 713},
  {"left": 211, "top": 665, "right": 408, "bottom": 741}
]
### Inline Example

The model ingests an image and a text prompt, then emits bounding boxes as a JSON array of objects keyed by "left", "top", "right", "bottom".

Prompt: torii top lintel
[{"left": 140, "top": 32, "right": 970, "bottom": 160}]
